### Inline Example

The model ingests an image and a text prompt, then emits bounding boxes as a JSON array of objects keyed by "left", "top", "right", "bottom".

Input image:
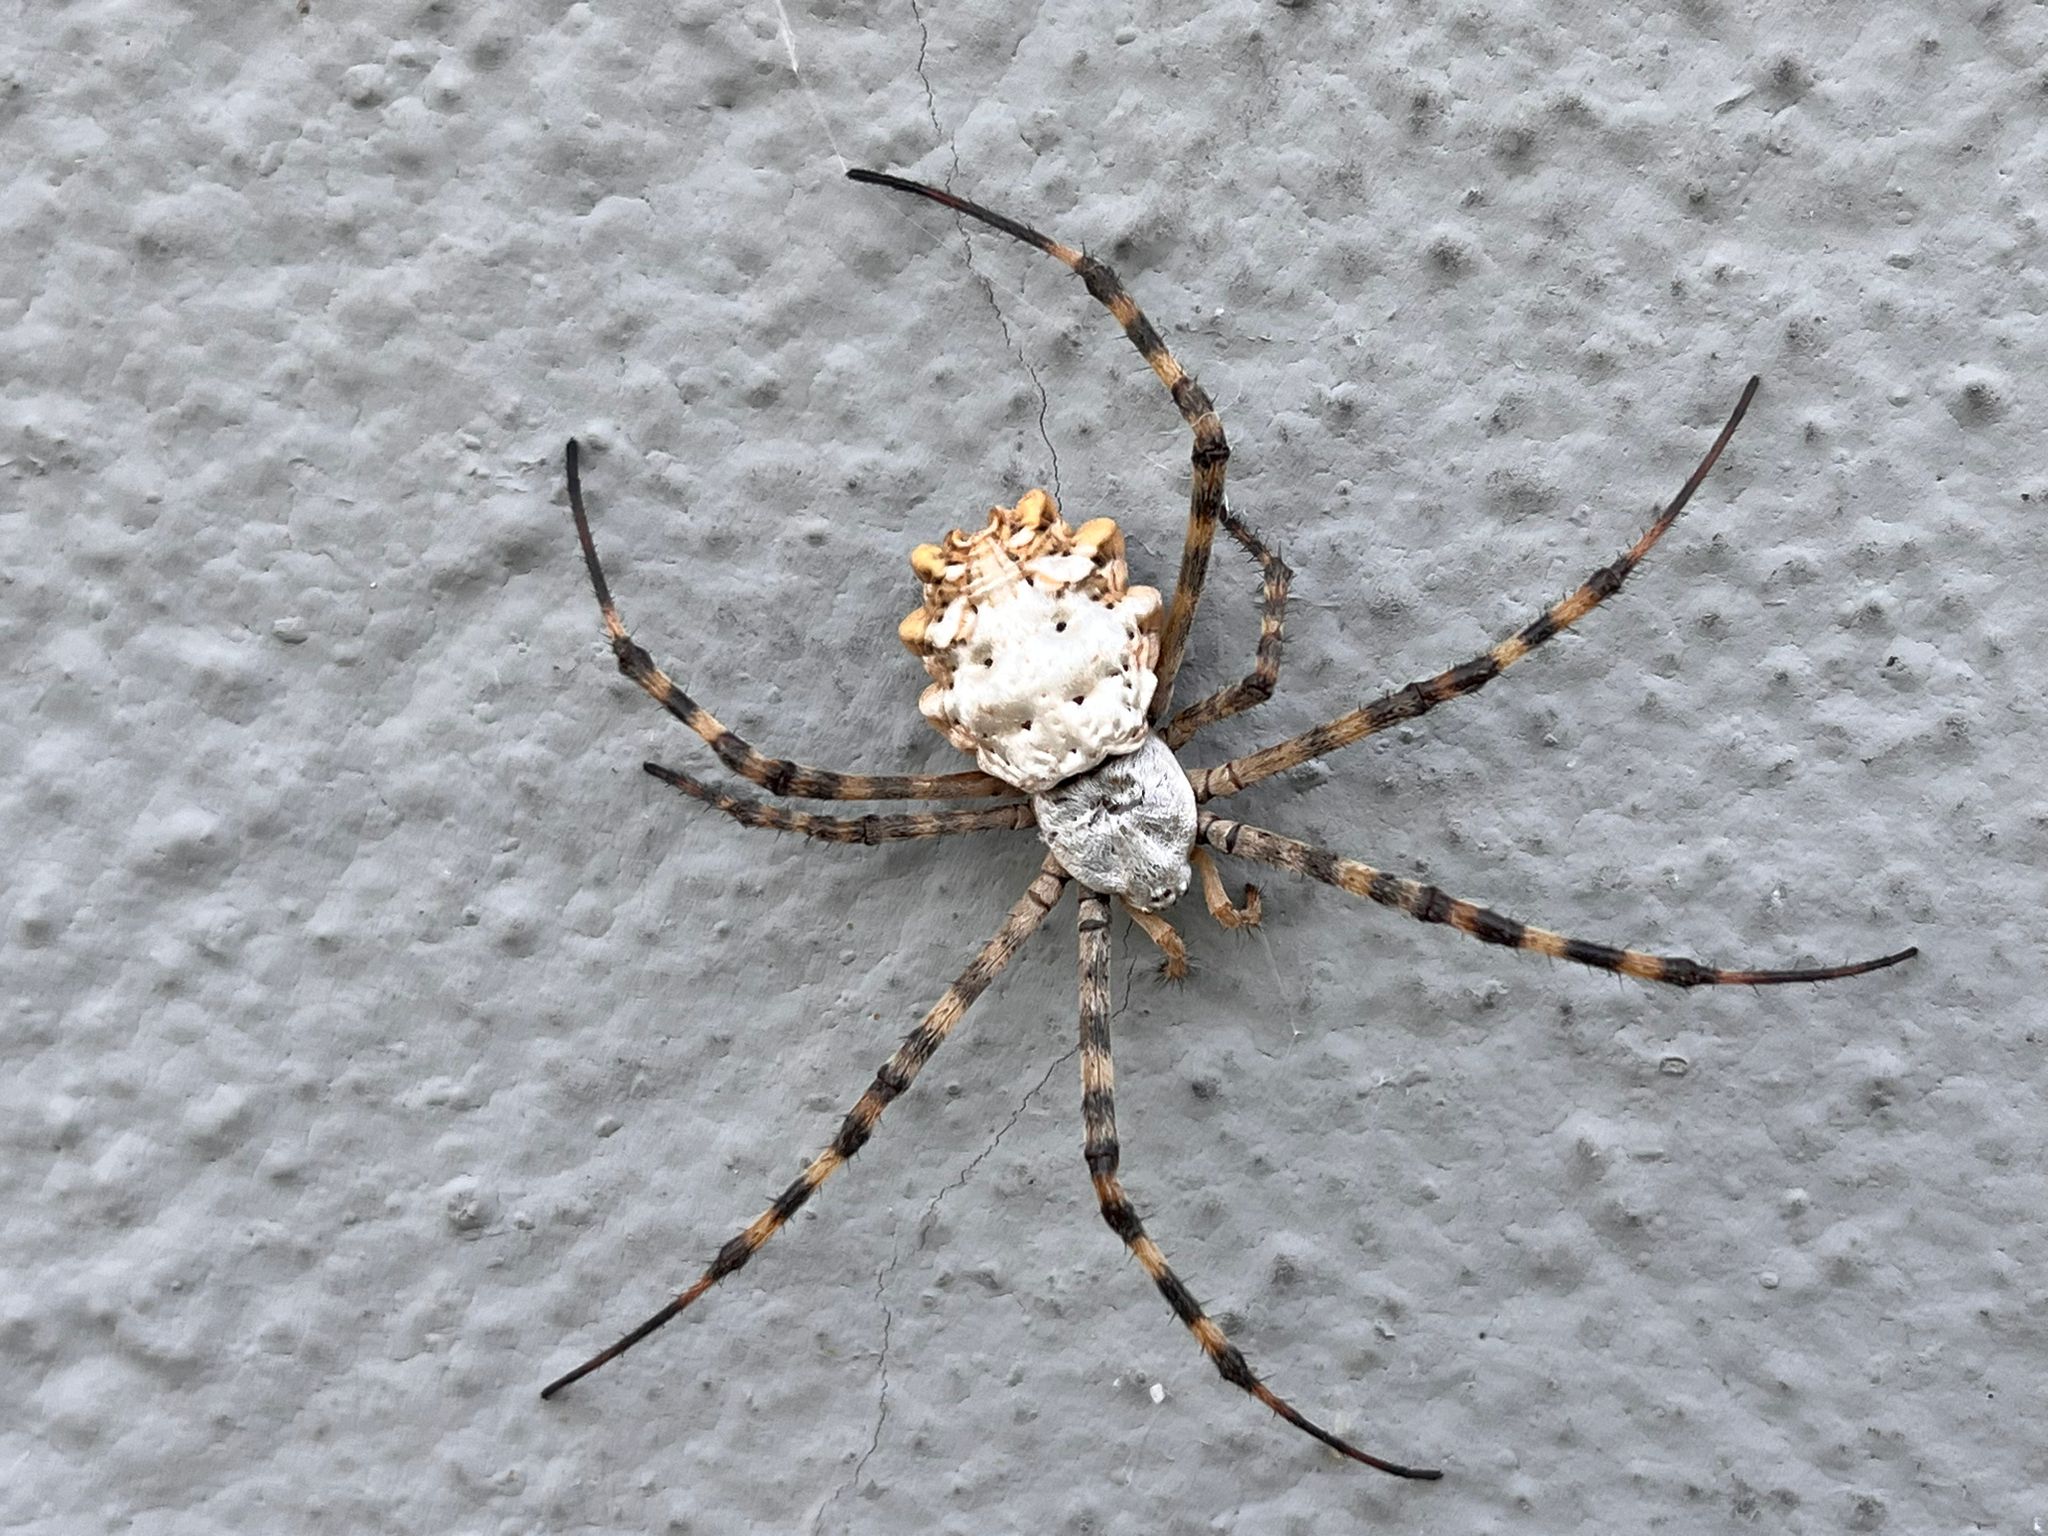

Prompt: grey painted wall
[{"left": 6, "top": 2, "right": 2042, "bottom": 1531}]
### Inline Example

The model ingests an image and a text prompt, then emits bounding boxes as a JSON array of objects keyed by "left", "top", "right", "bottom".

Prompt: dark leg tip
[
  {"left": 539, "top": 1370, "right": 575, "bottom": 1401},
  {"left": 1845, "top": 945, "right": 1919, "bottom": 977}
]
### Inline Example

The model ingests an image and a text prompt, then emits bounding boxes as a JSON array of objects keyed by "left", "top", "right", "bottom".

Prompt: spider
[{"left": 539, "top": 168, "right": 1917, "bottom": 1482}]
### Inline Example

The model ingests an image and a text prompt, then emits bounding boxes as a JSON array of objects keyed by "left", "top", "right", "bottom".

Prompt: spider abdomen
[
  {"left": 898, "top": 490, "right": 1164, "bottom": 793},
  {"left": 1031, "top": 734, "right": 1195, "bottom": 911}
]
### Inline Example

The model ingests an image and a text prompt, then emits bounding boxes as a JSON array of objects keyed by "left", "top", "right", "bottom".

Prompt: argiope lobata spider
[{"left": 540, "top": 168, "right": 1918, "bottom": 1481}]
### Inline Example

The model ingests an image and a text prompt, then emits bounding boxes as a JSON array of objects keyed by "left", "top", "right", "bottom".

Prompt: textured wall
[{"left": 6, "top": 2, "right": 2043, "bottom": 1531}]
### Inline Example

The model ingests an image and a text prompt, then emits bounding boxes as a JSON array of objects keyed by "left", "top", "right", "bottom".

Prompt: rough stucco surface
[{"left": 6, "top": 2, "right": 2044, "bottom": 1531}]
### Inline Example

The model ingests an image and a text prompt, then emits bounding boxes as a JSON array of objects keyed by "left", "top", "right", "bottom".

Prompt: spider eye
[{"left": 1055, "top": 620, "right": 1067, "bottom": 632}]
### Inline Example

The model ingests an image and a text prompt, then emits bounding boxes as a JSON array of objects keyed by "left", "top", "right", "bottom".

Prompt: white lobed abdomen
[{"left": 897, "top": 490, "right": 1163, "bottom": 794}]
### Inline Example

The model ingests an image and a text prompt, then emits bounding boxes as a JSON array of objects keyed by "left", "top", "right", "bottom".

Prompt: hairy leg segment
[
  {"left": 848, "top": 169, "right": 1228, "bottom": 726},
  {"left": 1164, "top": 505, "right": 1292, "bottom": 749},
  {"left": 1076, "top": 890, "right": 1441, "bottom": 1479},
  {"left": 541, "top": 858, "right": 1070, "bottom": 1400},
  {"left": 1199, "top": 814, "right": 1917, "bottom": 988},
  {"left": 642, "top": 761, "right": 1034, "bottom": 844},
  {"left": 1191, "top": 377, "right": 1760, "bottom": 801},
  {"left": 567, "top": 439, "right": 1012, "bottom": 803}
]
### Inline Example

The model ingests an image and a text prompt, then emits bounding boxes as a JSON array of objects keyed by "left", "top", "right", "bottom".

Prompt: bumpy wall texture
[{"left": 6, "top": 3, "right": 2043, "bottom": 1532}]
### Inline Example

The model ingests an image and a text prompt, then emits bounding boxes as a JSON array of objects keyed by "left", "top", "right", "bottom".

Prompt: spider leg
[
  {"left": 1189, "top": 847, "right": 1262, "bottom": 930},
  {"left": 566, "top": 440, "right": 1011, "bottom": 802},
  {"left": 1199, "top": 813, "right": 1917, "bottom": 988},
  {"left": 847, "top": 169, "right": 1227, "bottom": 725},
  {"left": 1191, "top": 377, "right": 1758, "bottom": 801},
  {"left": 642, "top": 761, "right": 1034, "bottom": 844},
  {"left": 541, "top": 857, "right": 1071, "bottom": 1400},
  {"left": 1075, "top": 891, "right": 1441, "bottom": 1479},
  {"left": 1163, "top": 506, "right": 1291, "bottom": 749},
  {"left": 1119, "top": 898, "right": 1189, "bottom": 979}
]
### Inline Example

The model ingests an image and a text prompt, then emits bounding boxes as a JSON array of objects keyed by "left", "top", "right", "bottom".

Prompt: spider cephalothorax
[
  {"left": 1030, "top": 735, "right": 1195, "bottom": 912},
  {"left": 543, "top": 167, "right": 1917, "bottom": 1489}
]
